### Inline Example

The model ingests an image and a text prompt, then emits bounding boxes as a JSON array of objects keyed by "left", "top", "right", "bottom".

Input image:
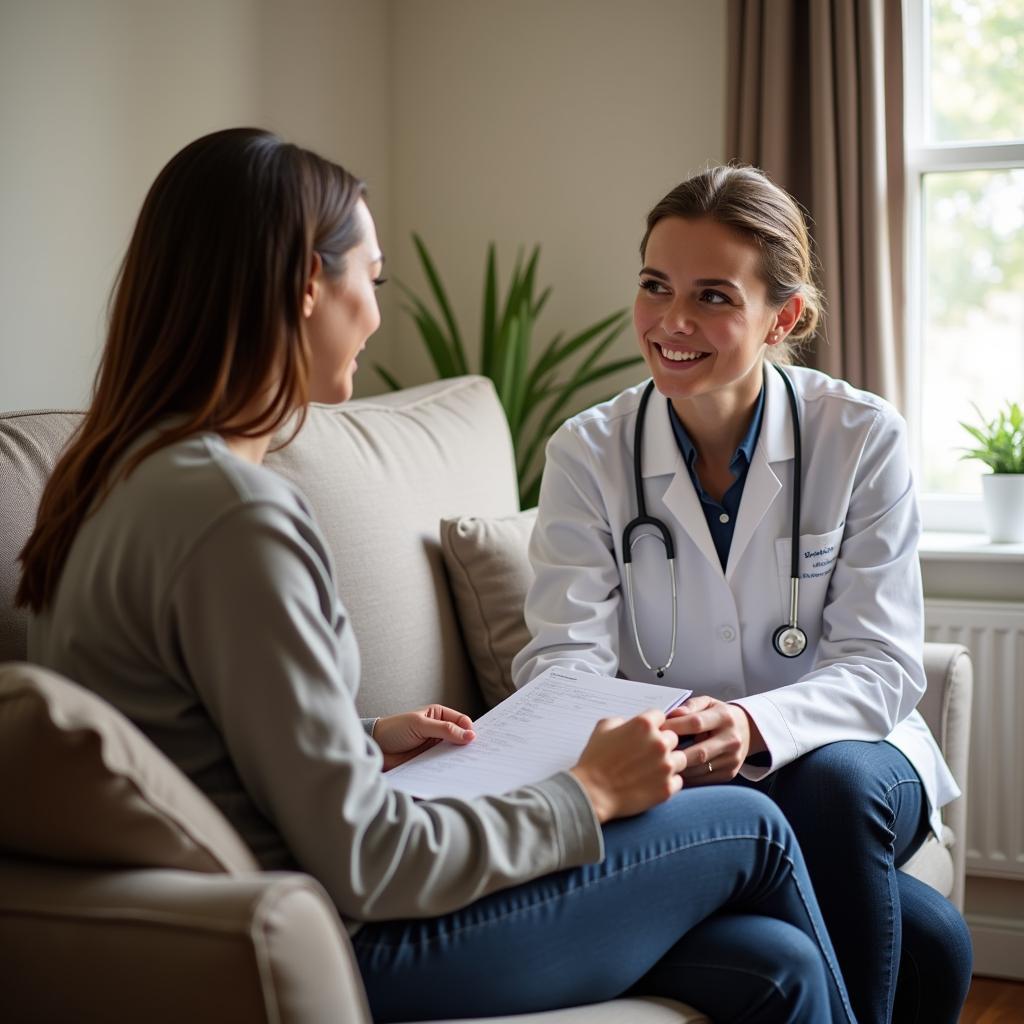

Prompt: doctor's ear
[
  {"left": 768, "top": 293, "right": 805, "bottom": 345},
  {"left": 302, "top": 252, "right": 325, "bottom": 319}
]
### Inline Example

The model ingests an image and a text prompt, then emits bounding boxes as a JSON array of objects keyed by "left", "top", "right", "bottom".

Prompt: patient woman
[{"left": 18, "top": 129, "right": 854, "bottom": 1024}]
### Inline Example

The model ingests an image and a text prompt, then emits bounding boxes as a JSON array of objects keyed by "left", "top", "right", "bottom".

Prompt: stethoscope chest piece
[{"left": 772, "top": 624, "right": 808, "bottom": 658}]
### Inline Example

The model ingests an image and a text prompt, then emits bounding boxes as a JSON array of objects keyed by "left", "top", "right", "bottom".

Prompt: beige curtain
[{"left": 727, "top": 0, "right": 906, "bottom": 410}]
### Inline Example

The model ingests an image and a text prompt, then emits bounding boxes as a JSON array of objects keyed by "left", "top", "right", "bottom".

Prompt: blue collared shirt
[{"left": 667, "top": 386, "right": 766, "bottom": 570}]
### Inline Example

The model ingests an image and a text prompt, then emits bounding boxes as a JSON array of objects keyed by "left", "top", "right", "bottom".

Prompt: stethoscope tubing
[
  {"left": 623, "top": 380, "right": 678, "bottom": 677},
  {"left": 779, "top": 366, "right": 802, "bottom": 598},
  {"left": 622, "top": 362, "right": 807, "bottom": 676}
]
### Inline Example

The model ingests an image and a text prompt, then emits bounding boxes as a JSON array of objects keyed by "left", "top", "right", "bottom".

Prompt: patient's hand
[
  {"left": 570, "top": 710, "right": 686, "bottom": 823},
  {"left": 374, "top": 705, "right": 476, "bottom": 771}
]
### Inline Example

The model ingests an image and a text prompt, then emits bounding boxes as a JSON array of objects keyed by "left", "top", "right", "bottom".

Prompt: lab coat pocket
[{"left": 775, "top": 526, "right": 845, "bottom": 622}]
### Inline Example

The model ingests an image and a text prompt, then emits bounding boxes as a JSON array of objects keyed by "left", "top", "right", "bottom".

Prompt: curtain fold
[{"left": 727, "top": 0, "right": 906, "bottom": 411}]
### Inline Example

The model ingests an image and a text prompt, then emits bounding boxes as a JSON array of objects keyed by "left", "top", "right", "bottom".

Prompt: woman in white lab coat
[{"left": 513, "top": 165, "right": 972, "bottom": 1024}]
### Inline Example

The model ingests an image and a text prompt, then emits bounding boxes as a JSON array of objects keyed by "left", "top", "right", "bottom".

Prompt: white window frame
[{"left": 903, "top": 0, "right": 1024, "bottom": 532}]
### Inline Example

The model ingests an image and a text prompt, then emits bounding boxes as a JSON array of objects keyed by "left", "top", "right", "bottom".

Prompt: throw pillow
[
  {"left": 0, "top": 662, "right": 258, "bottom": 873},
  {"left": 440, "top": 509, "right": 536, "bottom": 708}
]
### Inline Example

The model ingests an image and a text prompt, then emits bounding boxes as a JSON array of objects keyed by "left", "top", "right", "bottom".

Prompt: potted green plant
[
  {"left": 375, "top": 235, "right": 643, "bottom": 508},
  {"left": 960, "top": 400, "right": 1024, "bottom": 542}
]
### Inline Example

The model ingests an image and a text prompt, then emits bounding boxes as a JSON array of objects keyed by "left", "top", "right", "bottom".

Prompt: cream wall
[
  {"left": 385, "top": 0, "right": 727, "bottom": 398},
  {"left": 0, "top": 0, "right": 726, "bottom": 411},
  {"left": 0, "top": 0, "right": 391, "bottom": 412}
]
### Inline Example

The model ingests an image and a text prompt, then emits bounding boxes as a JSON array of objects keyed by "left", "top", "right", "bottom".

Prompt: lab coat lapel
[
  {"left": 640, "top": 388, "right": 721, "bottom": 573},
  {"left": 725, "top": 365, "right": 795, "bottom": 581}
]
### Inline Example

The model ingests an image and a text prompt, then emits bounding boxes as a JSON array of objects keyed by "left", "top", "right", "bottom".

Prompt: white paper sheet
[{"left": 385, "top": 666, "right": 692, "bottom": 800}]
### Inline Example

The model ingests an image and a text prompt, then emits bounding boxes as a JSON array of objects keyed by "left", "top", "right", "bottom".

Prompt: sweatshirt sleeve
[{"left": 165, "top": 501, "right": 603, "bottom": 923}]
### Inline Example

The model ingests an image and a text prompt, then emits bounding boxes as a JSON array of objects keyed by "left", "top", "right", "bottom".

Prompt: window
[{"left": 905, "top": 0, "right": 1024, "bottom": 531}]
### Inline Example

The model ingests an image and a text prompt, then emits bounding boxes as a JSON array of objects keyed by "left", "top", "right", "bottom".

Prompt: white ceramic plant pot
[{"left": 981, "top": 474, "right": 1024, "bottom": 543}]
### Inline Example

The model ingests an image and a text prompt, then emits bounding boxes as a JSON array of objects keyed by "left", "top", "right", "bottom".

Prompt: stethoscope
[{"left": 622, "top": 363, "right": 807, "bottom": 678}]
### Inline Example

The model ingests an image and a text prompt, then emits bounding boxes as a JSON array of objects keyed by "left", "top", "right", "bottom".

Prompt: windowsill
[{"left": 919, "top": 531, "right": 1024, "bottom": 563}]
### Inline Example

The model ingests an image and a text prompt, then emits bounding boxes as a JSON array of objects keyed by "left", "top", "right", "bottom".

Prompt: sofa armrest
[
  {"left": 920, "top": 642, "right": 973, "bottom": 911},
  {"left": 0, "top": 856, "right": 371, "bottom": 1024}
]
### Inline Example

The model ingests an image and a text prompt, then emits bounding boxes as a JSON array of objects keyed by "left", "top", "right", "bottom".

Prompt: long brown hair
[
  {"left": 17, "top": 128, "right": 366, "bottom": 612},
  {"left": 641, "top": 164, "right": 823, "bottom": 360}
]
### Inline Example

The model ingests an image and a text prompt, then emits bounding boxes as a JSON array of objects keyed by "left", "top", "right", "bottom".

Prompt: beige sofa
[{"left": 0, "top": 376, "right": 972, "bottom": 1023}]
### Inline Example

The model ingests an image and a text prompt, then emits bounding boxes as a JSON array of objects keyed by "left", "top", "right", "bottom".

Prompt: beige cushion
[
  {"left": 265, "top": 377, "right": 521, "bottom": 720},
  {"left": 918, "top": 643, "right": 972, "bottom": 909},
  {"left": 434, "top": 997, "right": 708, "bottom": 1024},
  {"left": 0, "top": 379, "right": 522, "bottom": 723},
  {"left": 0, "top": 662, "right": 258, "bottom": 873},
  {"left": 440, "top": 508, "right": 536, "bottom": 708},
  {"left": 0, "top": 409, "right": 83, "bottom": 662},
  {"left": 899, "top": 828, "right": 955, "bottom": 898}
]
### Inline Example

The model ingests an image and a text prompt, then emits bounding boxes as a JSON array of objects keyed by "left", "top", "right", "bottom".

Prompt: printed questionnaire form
[{"left": 386, "top": 667, "right": 692, "bottom": 800}]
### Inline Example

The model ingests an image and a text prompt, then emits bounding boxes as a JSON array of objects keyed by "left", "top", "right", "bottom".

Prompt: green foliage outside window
[
  {"left": 925, "top": 170, "right": 1024, "bottom": 327},
  {"left": 926, "top": 0, "right": 1024, "bottom": 324},
  {"left": 929, "top": 0, "right": 1024, "bottom": 144}
]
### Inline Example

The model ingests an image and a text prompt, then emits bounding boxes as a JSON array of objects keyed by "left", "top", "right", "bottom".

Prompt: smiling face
[
  {"left": 634, "top": 216, "right": 795, "bottom": 413},
  {"left": 304, "top": 199, "right": 384, "bottom": 404}
]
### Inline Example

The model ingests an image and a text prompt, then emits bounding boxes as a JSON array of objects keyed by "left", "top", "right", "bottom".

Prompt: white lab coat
[{"left": 512, "top": 364, "right": 958, "bottom": 834}]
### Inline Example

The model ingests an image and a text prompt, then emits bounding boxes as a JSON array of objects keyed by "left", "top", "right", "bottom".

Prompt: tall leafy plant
[{"left": 375, "top": 235, "right": 643, "bottom": 507}]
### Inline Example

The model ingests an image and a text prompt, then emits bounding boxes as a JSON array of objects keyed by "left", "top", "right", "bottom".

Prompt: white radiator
[{"left": 925, "top": 599, "right": 1024, "bottom": 881}]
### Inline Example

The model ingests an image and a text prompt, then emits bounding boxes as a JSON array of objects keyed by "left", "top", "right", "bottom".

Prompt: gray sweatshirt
[{"left": 29, "top": 432, "right": 603, "bottom": 932}]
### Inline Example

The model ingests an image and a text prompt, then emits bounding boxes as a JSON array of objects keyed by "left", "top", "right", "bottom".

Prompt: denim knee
[
  {"left": 768, "top": 741, "right": 922, "bottom": 841},
  {"left": 746, "top": 919, "right": 831, "bottom": 1021},
  {"left": 703, "top": 782, "right": 794, "bottom": 834},
  {"left": 645, "top": 784, "right": 796, "bottom": 845},
  {"left": 793, "top": 742, "right": 898, "bottom": 799}
]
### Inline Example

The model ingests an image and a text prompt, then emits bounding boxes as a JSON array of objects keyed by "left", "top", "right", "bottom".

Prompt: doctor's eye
[
  {"left": 699, "top": 289, "right": 730, "bottom": 306},
  {"left": 373, "top": 276, "right": 389, "bottom": 288},
  {"left": 638, "top": 278, "right": 669, "bottom": 296}
]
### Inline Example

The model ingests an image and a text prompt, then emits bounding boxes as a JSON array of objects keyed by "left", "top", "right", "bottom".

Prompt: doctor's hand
[
  {"left": 570, "top": 710, "right": 687, "bottom": 823},
  {"left": 374, "top": 705, "right": 476, "bottom": 771},
  {"left": 666, "top": 696, "right": 767, "bottom": 785}
]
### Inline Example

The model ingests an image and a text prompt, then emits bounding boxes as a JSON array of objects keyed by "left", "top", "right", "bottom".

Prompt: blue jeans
[
  {"left": 739, "top": 741, "right": 972, "bottom": 1024},
  {"left": 352, "top": 787, "right": 855, "bottom": 1023}
]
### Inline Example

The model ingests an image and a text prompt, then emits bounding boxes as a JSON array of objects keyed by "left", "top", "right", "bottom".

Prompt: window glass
[
  {"left": 928, "top": 0, "right": 1024, "bottom": 144},
  {"left": 920, "top": 168, "right": 1024, "bottom": 493}
]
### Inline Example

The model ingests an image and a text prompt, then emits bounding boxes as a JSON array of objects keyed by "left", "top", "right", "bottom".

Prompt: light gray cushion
[
  {"left": 0, "top": 661, "right": 258, "bottom": 873},
  {"left": 0, "top": 380, "right": 522, "bottom": 721},
  {"left": 433, "top": 997, "right": 708, "bottom": 1024},
  {"left": 918, "top": 643, "right": 972, "bottom": 909},
  {"left": 0, "top": 409, "right": 82, "bottom": 662},
  {"left": 899, "top": 829, "right": 955, "bottom": 897},
  {"left": 265, "top": 377, "right": 521, "bottom": 720},
  {"left": 440, "top": 509, "right": 536, "bottom": 708}
]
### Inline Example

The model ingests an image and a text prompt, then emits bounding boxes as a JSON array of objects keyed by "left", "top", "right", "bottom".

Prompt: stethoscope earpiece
[{"left": 624, "top": 365, "right": 806, "bottom": 675}]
